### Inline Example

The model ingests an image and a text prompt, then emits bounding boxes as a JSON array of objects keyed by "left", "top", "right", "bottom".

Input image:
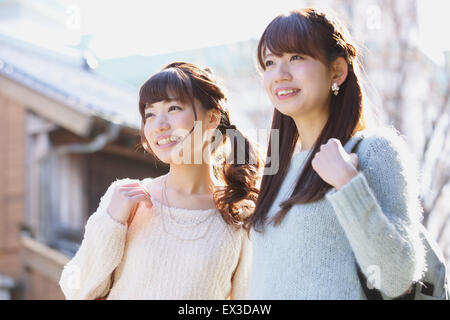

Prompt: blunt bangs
[
  {"left": 257, "top": 11, "right": 324, "bottom": 69},
  {"left": 139, "top": 67, "right": 194, "bottom": 109}
]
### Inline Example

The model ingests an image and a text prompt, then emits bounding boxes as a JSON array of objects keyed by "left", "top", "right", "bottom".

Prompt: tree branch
[
  {"left": 437, "top": 213, "right": 450, "bottom": 244},
  {"left": 421, "top": 81, "right": 450, "bottom": 163},
  {"left": 423, "top": 173, "right": 450, "bottom": 227}
]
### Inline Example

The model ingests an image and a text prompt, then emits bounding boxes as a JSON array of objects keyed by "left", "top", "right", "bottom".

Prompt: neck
[
  {"left": 292, "top": 106, "right": 329, "bottom": 151},
  {"left": 166, "top": 162, "right": 214, "bottom": 195}
]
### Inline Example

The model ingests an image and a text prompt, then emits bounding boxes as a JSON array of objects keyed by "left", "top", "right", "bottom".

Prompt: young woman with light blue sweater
[{"left": 245, "top": 8, "right": 426, "bottom": 299}]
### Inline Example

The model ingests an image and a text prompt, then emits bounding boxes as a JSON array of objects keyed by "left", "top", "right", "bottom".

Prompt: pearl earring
[{"left": 331, "top": 82, "right": 340, "bottom": 96}]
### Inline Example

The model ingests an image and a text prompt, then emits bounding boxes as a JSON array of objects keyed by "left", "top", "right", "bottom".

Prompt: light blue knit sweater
[{"left": 248, "top": 127, "right": 426, "bottom": 300}]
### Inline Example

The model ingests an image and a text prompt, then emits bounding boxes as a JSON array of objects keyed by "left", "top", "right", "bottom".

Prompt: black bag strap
[
  {"left": 356, "top": 261, "right": 416, "bottom": 300},
  {"left": 355, "top": 262, "right": 383, "bottom": 300},
  {"left": 349, "top": 134, "right": 364, "bottom": 154}
]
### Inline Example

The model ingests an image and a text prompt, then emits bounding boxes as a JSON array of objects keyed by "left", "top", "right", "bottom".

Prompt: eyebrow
[
  {"left": 264, "top": 52, "right": 274, "bottom": 59},
  {"left": 144, "top": 99, "right": 180, "bottom": 112},
  {"left": 144, "top": 104, "right": 154, "bottom": 111}
]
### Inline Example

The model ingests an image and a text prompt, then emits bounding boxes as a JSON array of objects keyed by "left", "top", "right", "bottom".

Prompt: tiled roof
[{"left": 0, "top": 34, "right": 141, "bottom": 130}]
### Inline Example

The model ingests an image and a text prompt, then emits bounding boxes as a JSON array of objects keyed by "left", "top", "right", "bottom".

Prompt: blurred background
[{"left": 0, "top": 0, "right": 449, "bottom": 300}]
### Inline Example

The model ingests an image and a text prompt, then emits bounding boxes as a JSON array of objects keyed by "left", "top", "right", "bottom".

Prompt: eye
[
  {"left": 144, "top": 113, "right": 154, "bottom": 120},
  {"left": 168, "top": 105, "right": 182, "bottom": 112},
  {"left": 291, "top": 55, "right": 304, "bottom": 61},
  {"left": 264, "top": 60, "right": 274, "bottom": 67}
]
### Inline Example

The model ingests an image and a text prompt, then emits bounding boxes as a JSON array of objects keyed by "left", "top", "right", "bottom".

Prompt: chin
[
  {"left": 274, "top": 104, "right": 303, "bottom": 118},
  {"left": 152, "top": 140, "right": 208, "bottom": 165},
  {"left": 156, "top": 150, "right": 200, "bottom": 166}
]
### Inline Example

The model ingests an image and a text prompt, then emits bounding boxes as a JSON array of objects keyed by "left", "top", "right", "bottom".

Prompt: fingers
[
  {"left": 141, "top": 186, "right": 151, "bottom": 198},
  {"left": 124, "top": 190, "right": 152, "bottom": 200},
  {"left": 117, "top": 182, "right": 152, "bottom": 209},
  {"left": 120, "top": 186, "right": 149, "bottom": 192},
  {"left": 119, "top": 186, "right": 151, "bottom": 197},
  {"left": 350, "top": 153, "right": 359, "bottom": 168},
  {"left": 311, "top": 153, "right": 324, "bottom": 172},
  {"left": 119, "top": 185, "right": 144, "bottom": 191},
  {"left": 120, "top": 182, "right": 150, "bottom": 192},
  {"left": 129, "top": 194, "right": 153, "bottom": 208},
  {"left": 127, "top": 203, "right": 138, "bottom": 225},
  {"left": 120, "top": 181, "right": 141, "bottom": 187},
  {"left": 124, "top": 190, "right": 146, "bottom": 196}
]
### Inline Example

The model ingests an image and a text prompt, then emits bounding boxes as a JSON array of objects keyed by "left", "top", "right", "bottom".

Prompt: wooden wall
[
  {"left": 0, "top": 92, "right": 167, "bottom": 299},
  {"left": 0, "top": 93, "right": 26, "bottom": 290}
]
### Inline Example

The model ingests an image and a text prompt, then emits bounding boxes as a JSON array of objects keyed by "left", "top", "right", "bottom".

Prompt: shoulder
[
  {"left": 353, "top": 126, "right": 413, "bottom": 167},
  {"left": 226, "top": 224, "right": 251, "bottom": 255},
  {"left": 353, "top": 127, "right": 421, "bottom": 194},
  {"left": 97, "top": 178, "right": 134, "bottom": 205},
  {"left": 141, "top": 175, "right": 164, "bottom": 193},
  {"left": 351, "top": 128, "right": 423, "bottom": 222},
  {"left": 220, "top": 208, "right": 253, "bottom": 246}
]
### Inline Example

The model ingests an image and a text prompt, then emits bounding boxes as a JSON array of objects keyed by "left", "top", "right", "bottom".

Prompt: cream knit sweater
[{"left": 59, "top": 177, "right": 252, "bottom": 300}]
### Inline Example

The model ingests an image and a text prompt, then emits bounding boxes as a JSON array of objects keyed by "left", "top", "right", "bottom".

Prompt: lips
[
  {"left": 274, "top": 86, "right": 301, "bottom": 101},
  {"left": 157, "top": 136, "right": 180, "bottom": 145},
  {"left": 275, "top": 87, "right": 301, "bottom": 98},
  {"left": 155, "top": 135, "right": 181, "bottom": 147}
]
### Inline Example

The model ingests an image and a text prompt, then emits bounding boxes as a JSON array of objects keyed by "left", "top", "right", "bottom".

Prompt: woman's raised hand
[
  {"left": 311, "top": 138, "right": 359, "bottom": 190},
  {"left": 107, "top": 181, "right": 153, "bottom": 225}
]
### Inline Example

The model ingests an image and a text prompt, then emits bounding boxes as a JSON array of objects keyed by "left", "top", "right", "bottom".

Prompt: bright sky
[
  {"left": 68, "top": 0, "right": 303, "bottom": 58},
  {"left": 417, "top": 0, "right": 450, "bottom": 65},
  {"left": 1, "top": 0, "right": 449, "bottom": 65},
  {"left": 75, "top": 0, "right": 450, "bottom": 65}
]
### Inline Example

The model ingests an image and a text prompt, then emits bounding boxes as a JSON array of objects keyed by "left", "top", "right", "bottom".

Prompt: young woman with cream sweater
[{"left": 59, "top": 62, "right": 262, "bottom": 300}]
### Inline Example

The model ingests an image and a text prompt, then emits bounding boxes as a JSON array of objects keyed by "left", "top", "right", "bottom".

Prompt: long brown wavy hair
[
  {"left": 248, "top": 8, "right": 367, "bottom": 232},
  {"left": 138, "top": 62, "right": 263, "bottom": 230}
]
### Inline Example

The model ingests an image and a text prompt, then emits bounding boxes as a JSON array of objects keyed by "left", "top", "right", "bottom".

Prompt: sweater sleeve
[
  {"left": 59, "top": 179, "right": 129, "bottom": 300},
  {"left": 325, "top": 132, "right": 426, "bottom": 298},
  {"left": 229, "top": 229, "right": 253, "bottom": 300}
]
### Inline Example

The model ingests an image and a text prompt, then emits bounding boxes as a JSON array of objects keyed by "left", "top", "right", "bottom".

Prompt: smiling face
[
  {"left": 143, "top": 98, "right": 211, "bottom": 164},
  {"left": 263, "top": 51, "right": 333, "bottom": 120}
]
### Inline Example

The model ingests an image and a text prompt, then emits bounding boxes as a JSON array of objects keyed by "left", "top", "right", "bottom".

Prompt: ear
[
  {"left": 330, "top": 56, "right": 348, "bottom": 86},
  {"left": 206, "top": 109, "right": 221, "bottom": 130}
]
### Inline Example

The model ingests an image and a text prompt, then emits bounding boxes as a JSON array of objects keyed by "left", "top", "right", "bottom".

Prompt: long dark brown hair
[
  {"left": 248, "top": 8, "right": 366, "bottom": 232},
  {"left": 138, "top": 62, "right": 263, "bottom": 230}
]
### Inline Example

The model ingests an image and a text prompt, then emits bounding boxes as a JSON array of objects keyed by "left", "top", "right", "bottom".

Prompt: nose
[
  {"left": 274, "top": 60, "right": 292, "bottom": 83},
  {"left": 153, "top": 114, "right": 170, "bottom": 133}
]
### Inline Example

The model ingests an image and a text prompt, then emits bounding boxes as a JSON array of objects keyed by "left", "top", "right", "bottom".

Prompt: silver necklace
[{"left": 160, "top": 176, "right": 216, "bottom": 241}]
